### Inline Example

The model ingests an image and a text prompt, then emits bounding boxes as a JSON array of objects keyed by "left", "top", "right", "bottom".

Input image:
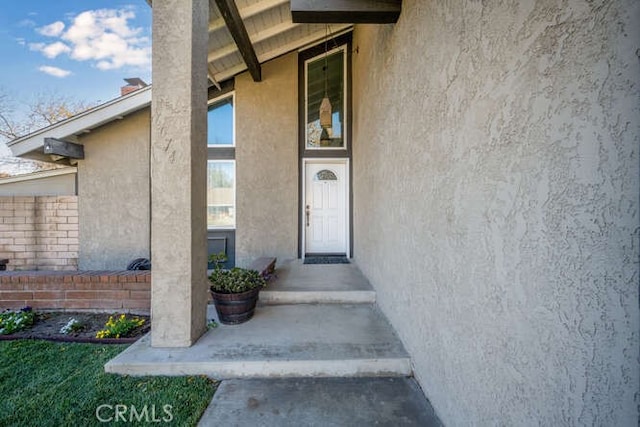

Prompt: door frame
[
  {"left": 301, "top": 158, "right": 350, "bottom": 259},
  {"left": 297, "top": 32, "right": 353, "bottom": 259}
]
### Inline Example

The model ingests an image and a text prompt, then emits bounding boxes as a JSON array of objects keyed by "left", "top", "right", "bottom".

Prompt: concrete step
[
  {"left": 105, "top": 304, "right": 411, "bottom": 379},
  {"left": 260, "top": 260, "right": 376, "bottom": 304},
  {"left": 259, "top": 289, "right": 375, "bottom": 304},
  {"left": 198, "top": 377, "right": 443, "bottom": 427}
]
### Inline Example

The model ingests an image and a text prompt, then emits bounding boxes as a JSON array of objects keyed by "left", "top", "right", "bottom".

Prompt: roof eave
[
  {"left": 8, "top": 86, "right": 152, "bottom": 158},
  {"left": 0, "top": 167, "right": 77, "bottom": 185}
]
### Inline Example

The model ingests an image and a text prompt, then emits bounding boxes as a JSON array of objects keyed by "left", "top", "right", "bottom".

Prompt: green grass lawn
[{"left": 0, "top": 340, "right": 218, "bottom": 426}]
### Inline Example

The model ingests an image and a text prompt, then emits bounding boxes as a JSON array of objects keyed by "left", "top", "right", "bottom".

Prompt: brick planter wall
[
  {"left": 0, "top": 270, "right": 150, "bottom": 314},
  {"left": 0, "top": 196, "right": 79, "bottom": 271}
]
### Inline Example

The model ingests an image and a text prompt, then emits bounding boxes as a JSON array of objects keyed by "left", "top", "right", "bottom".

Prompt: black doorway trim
[{"left": 297, "top": 31, "right": 353, "bottom": 259}]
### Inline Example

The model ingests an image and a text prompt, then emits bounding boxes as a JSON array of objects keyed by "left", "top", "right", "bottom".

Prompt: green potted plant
[{"left": 208, "top": 253, "right": 267, "bottom": 325}]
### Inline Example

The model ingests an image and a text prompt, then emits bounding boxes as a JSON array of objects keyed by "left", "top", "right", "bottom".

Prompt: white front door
[{"left": 304, "top": 161, "right": 348, "bottom": 255}]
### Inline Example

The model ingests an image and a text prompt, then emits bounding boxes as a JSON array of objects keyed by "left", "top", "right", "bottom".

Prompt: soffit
[{"left": 207, "top": 0, "right": 352, "bottom": 84}]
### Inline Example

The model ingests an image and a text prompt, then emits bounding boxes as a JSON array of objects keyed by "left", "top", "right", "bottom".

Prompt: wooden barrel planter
[{"left": 210, "top": 287, "right": 260, "bottom": 325}]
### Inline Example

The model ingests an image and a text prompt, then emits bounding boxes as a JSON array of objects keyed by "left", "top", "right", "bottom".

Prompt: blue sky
[{"left": 0, "top": 1, "right": 151, "bottom": 114}]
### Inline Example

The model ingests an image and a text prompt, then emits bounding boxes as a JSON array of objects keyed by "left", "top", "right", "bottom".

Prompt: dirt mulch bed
[{"left": 0, "top": 312, "right": 150, "bottom": 344}]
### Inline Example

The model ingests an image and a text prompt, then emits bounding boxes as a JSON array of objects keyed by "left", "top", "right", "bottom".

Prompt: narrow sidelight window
[
  {"left": 207, "top": 160, "right": 235, "bottom": 229},
  {"left": 305, "top": 45, "right": 346, "bottom": 149}
]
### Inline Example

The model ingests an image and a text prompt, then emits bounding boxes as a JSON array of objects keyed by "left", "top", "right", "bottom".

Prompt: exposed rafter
[
  {"left": 209, "top": 0, "right": 288, "bottom": 33},
  {"left": 211, "top": 24, "right": 352, "bottom": 82},
  {"left": 254, "top": 21, "right": 301, "bottom": 44},
  {"left": 291, "top": 0, "right": 402, "bottom": 24},
  {"left": 214, "top": 0, "right": 262, "bottom": 82},
  {"left": 208, "top": 21, "right": 301, "bottom": 63},
  {"left": 207, "top": 64, "right": 222, "bottom": 90}
]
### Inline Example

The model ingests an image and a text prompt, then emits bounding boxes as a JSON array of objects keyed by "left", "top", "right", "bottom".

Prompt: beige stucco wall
[
  {"left": 0, "top": 172, "right": 76, "bottom": 196},
  {"left": 77, "top": 108, "right": 150, "bottom": 270},
  {"left": 235, "top": 52, "right": 299, "bottom": 267},
  {"left": 351, "top": 1, "right": 639, "bottom": 425}
]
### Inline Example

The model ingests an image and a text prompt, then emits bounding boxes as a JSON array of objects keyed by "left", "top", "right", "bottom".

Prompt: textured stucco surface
[
  {"left": 150, "top": 0, "right": 209, "bottom": 347},
  {"left": 351, "top": 1, "right": 639, "bottom": 425},
  {"left": 235, "top": 53, "right": 298, "bottom": 267},
  {"left": 78, "top": 109, "right": 150, "bottom": 270}
]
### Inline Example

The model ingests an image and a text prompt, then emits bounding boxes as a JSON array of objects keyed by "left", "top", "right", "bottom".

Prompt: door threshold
[
  {"left": 303, "top": 255, "right": 350, "bottom": 265},
  {"left": 304, "top": 253, "right": 348, "bottom": 258}
]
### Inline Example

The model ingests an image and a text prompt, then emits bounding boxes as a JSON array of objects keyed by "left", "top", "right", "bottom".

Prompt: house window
[
  {"left": 305, "top": 45, "right": 346, "bottom": 149},
  {"left": 207, "top": 95, "right": 234, "bottom": 146},
  {"left": 207, "top": 86, "right": 236, "bottom": 267},
  {"left": 207, "top": 160, "right": 235, "bottom": 228}
]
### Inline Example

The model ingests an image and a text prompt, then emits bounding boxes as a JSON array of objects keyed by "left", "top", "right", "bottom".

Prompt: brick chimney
[{"left": 120, "top": 78, "right": 148, "bottom": 96}]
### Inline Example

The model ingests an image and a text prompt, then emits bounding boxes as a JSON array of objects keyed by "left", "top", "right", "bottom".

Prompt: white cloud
[
  {"left": 38, "top": 65, "right": 72, "bottom": 78},
  {"left": 65, "top": 9, "right": 150, "bottom": 70},
  {"left": 27, "top": 8, "right": 150, "bottom": 75},
  {"left": 15, "top": 38, "right": 26, "bottom": 46},
  {"left": 27, "top": 8, "right": 150, "bottom": 71},
  {"left": 41, "top": 42, "right": 71, "bottom": 59},
  {"left": 29, "top": 41, "right": 71, "bottom": 58},
  {"left": 37, "top": 21, "right": 65, "bottom": 37}
]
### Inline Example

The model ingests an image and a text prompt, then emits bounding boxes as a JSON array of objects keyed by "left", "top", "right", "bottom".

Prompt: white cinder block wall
[
  {"left": 0, "top": 196, "right": 78, "bottom": 271},
  {"left": 351, "top": 1, "right": 639, "bottom": 425}
]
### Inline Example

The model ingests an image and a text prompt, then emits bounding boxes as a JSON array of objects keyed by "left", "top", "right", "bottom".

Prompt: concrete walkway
[
  {"left": 198, "top": 378, "right": 442, "bottom": 426},
  {"left": 105, "top": 303, "right": 411, "bottom": 378},
  {"left": 105, "top": 259, "right": 441, "bottom": 425}
]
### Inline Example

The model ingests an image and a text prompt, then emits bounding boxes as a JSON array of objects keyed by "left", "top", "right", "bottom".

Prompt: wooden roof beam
[
  {"left": 291, "top": 0, "right": 402, "bottom": 24},
  {"left": 214, "top": 0, "right": 262, "bottom": 82},
  {"left": 44, "top": 138, "right": 84, "bottom": 160}
]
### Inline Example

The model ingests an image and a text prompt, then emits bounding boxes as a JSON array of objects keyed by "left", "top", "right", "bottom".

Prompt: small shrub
[
  {"left": 209, "top": 267, "right": 266, "bottom": 294},
  {"left": 208, "top": 252, "right": 228, "bottom": 268},
  {"left": 95, "top": 314, "right": 145, "bottom": 339},
  {"left": 59, "top": 318, "right": 85, "bottom": 335},
  {"left": 0, "top": 307, "right": 35, "bottom": 335}
]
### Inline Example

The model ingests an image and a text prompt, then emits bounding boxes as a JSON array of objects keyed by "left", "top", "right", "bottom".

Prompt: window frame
[
  {"left": 207, "top": 92, "right": 235, "bottom": 148},
  {"left": 304, "top": 44, "right": 348, "bottom": 151}
]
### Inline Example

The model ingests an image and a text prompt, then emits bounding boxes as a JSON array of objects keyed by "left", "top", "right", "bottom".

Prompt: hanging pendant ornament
[
  {"left": 320, "top": 126, "right": 331, "bottom": 145},
  {"left": 319, "top": 96, "right": 332, "bottom": 128},
  {"left": 319, "top": 25, "right": 332, "bottom": 129}
]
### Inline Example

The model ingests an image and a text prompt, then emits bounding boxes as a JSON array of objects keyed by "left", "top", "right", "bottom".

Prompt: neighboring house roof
[
  {"left": 8, "top": 86, "right": 151, "bottom": 160},
  {"left": 0, "top": 156, "right": 71, "bottom": 178},
  {"left": 0, "top": 167, "right": 76, "bottom": 185}
]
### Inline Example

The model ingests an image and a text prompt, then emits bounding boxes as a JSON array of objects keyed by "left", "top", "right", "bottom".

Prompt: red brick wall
[{"left": 0, "top": 270, "right": 150, "bottom": 314}]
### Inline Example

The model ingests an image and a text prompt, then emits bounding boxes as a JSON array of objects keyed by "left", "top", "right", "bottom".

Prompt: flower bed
[
  {"left": 0, "top": 309, "right": 149, "bottom": 343},
  {"left": 0, "top": 307, "right": 35, "bottom": 335}
]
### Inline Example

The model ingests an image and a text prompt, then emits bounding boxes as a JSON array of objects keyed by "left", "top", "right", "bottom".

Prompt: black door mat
[{"left": 303, "top": 257, "right": 350, "bottom": 265}]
